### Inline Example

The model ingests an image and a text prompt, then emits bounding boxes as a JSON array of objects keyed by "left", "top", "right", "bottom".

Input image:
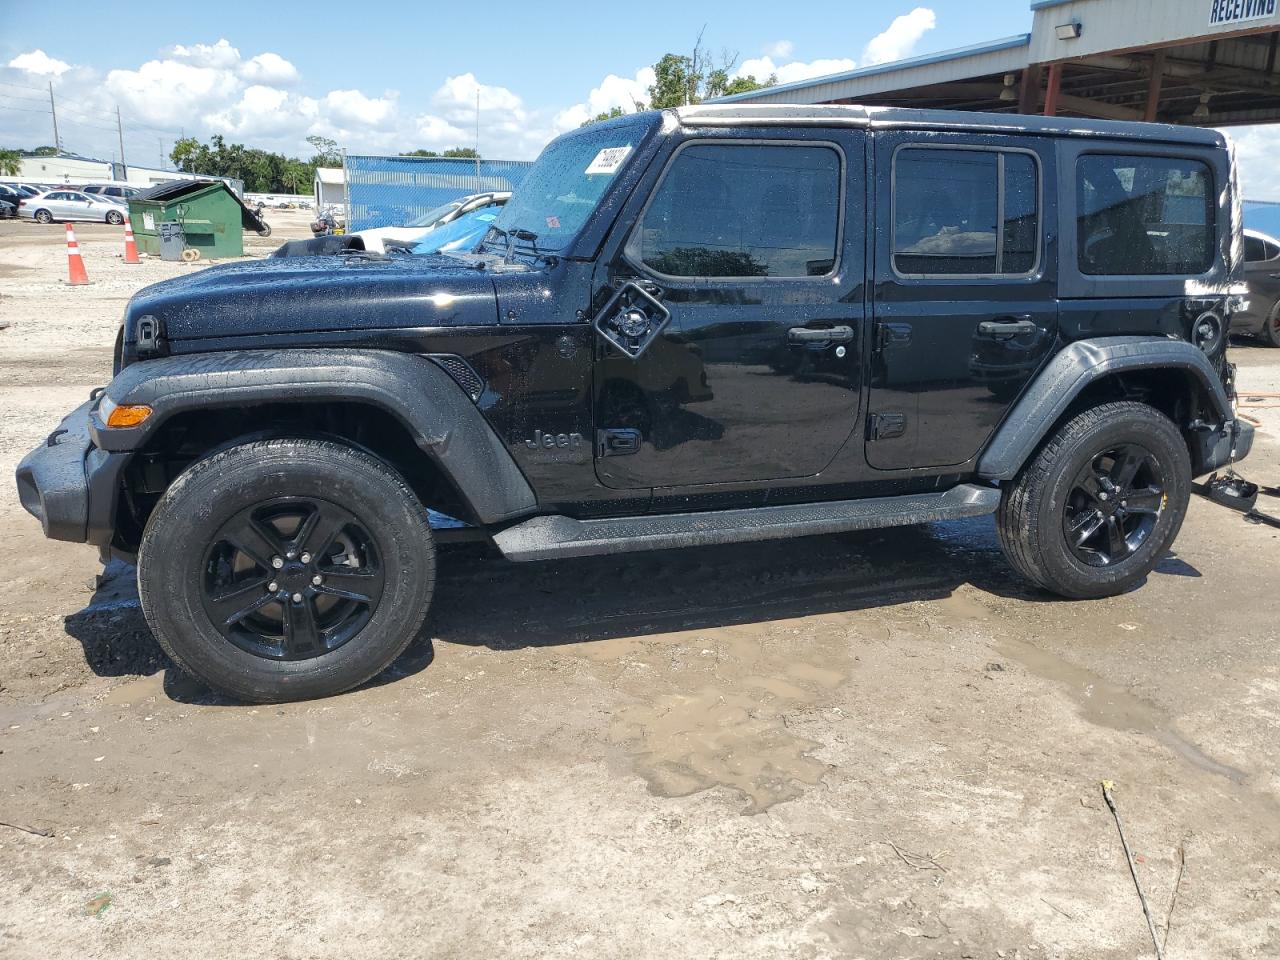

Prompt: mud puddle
[
  {"left": 999, "top": 636, "right": 1249, "bottom": 784},
  {"left": 599, "top": 619, "right": 856, "bottom": 813}
]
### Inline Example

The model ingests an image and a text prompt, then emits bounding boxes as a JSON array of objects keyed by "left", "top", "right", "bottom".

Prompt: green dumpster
[{"left": 127, "top": 180, "right": 270, "bottom": 259}]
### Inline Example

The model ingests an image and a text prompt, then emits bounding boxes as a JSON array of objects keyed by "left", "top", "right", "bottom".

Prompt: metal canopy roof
[{"left": 714, "top": 0, "right": 1280, "bottom": 129}]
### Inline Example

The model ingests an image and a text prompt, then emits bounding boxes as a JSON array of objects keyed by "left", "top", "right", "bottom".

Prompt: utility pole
[
  {"left": 48, "top": 82, "right": 60, "bottom": 152},
  {"left": 115, "top": 105, "right": 127, "bottom": 180}
]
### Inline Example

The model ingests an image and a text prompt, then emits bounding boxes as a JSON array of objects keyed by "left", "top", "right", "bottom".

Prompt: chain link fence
[{"left": 343, "top": 155, "right": 534, "bottom": 231}]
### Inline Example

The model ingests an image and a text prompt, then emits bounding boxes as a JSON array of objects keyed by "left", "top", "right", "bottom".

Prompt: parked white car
[
  {"left": 350, "top": 191, "right": 511, "bottom": 253},
  {"left": 20, "top": 190, "right": 128, "bottom": 225}
]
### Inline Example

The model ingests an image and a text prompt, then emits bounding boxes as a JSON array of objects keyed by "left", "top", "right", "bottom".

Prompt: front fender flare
[
  {"left": 94, "top": 349, "right": 537, "bottom": 524},
  {"left": 977, "top": 337, "right": 1233, "bottom": 481}
]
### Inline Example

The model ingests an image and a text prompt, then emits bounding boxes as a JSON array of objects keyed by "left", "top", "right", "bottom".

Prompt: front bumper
[
  {"left": 1192, "top": 417, "right": 1254, "bottom": 477},
  {"left": 15, "top": 397, "right": 129, "bottom": 545}
]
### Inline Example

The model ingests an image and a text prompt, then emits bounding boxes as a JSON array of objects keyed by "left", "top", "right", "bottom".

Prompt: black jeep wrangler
[{"left": 17, "top": 105, "right": 1253, "bottom": 702}]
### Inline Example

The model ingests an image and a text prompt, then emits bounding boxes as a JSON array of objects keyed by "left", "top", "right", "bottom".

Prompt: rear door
[{"left": 866, "top": 132, "right": 1057, "bottom": 470}]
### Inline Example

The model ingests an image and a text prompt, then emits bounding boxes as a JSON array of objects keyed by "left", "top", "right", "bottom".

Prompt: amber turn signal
[{"left": 105, "top": 404, "right": 153, "bottom": 428}]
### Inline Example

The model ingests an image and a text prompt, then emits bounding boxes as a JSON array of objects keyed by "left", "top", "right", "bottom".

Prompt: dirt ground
[{"left": 1, "top": 214, "right": 1278, "bottom": 960}]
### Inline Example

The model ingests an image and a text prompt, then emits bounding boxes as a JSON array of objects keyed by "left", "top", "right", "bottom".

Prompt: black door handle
[
  {"left": 978, "top": 318, "right": 1038, "bottom": 337},
  {"left": 788, "top": 325, "right": 854, "bottom": 344}
]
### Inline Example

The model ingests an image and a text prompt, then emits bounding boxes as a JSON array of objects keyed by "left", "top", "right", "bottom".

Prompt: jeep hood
[{"left": 124, "top": 254, "right": 499, "bottom": 342}]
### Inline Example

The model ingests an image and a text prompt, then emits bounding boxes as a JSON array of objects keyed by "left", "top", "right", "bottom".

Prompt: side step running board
[{"left": 493, "top": 484, "right": 1001, "bottom": 562}]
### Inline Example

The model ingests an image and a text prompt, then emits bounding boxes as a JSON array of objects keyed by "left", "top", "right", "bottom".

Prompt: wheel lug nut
[
  {"left": 1099, "top": 492, "right": 1109, "bottom": 501},
  {"left": 286, "top": 551, "right": 297, "bottom": 560},
  {"left": 268, "top": 581, "right": 279, "bottom": 592},
  {"left": 312, "top": 575, "right": 322, "bottom": 586},
  {"left": 271, "top": 556, "right": 284, "bottom": 569},
  {"left": 301, "top": 553, "right": 312, "bottom": 564},
  {"left": 292, "top": 593, "right": 303, "bottom": 603}
]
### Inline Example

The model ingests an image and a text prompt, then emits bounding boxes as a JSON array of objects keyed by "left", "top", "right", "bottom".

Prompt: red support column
[
  {"left": 1018, "top": 65, "right": 1042, "bottom": 114},
  {"left": 1144, "top": 49, "right": 1166, "bottom": 122},
  {"left": 1043, "top": 62, "right": 1063, "bottom": 117}
]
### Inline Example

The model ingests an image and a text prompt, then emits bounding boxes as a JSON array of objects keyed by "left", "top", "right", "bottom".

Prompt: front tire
[
  {"left": 996, "top": 401, "right": 1191, "bottom": 599},
  {"left": 138, "top": 438, "right": 436, "bottom": 702}
]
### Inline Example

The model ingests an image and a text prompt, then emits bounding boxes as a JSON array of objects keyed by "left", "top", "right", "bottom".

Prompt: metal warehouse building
[{"left": 717, "top": 0, "right": 1280, "bottom": 128}]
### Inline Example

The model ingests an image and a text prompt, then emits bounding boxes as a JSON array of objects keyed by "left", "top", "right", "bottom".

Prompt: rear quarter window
[{"left": 1076, "top": 155, "right": 1214, "bottom": 276}]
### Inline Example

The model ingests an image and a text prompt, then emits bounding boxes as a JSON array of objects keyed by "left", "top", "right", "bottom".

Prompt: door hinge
[
  {"left": 597, "top": 428, "right": 642, "bottom": 457},
  {"left": 868, "top": 413, "right": 908, "bottom": 441}
]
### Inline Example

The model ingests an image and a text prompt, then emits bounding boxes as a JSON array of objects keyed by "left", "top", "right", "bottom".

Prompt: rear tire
[
  {"left": 34, "top": 209, "right": 53, "bottom": 224},
  {"left": 105, "top": 209, "right": 124, "bottom": 225},
  {"left": 138, "top": 438, "right": 436, "bottom": 702},
  {"left": 996, "top": 401, "right": 1190, "bottom": 599},
  {"left": 1261, "top": 301, "right": 1280, "bottom": 347}
]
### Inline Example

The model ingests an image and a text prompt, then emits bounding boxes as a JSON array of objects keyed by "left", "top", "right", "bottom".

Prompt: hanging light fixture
[
  {"left": 999, "top": 74, "right": 1018, "bottom": 102},
  {"left": 1193, "top": 92, "right": 1211, "bottom": 121}
]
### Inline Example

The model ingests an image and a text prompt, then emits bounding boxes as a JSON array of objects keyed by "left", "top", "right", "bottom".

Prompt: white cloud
[
  {"left": 168, "top": 39, "right": 241, "bottom": 69},
  {"left": 241, "top": 52, "right": 298, "bottom": 86},
  {"left": 734, "top": 55, "right": 857, "bottom": 86},
  {"left": 553, "top": 67, "right": 654, "bottom": 132},
  {"left": 105, "top": 58, "right": 243, "bottom": 127},
  {"left": 7, "top": 49, "right": 71, "bottom": 76},
  {"left": 1224, "top": 126, "right": 1280, "bottom": 201},
  {"left": 765, "top": 40, "right": 794, "bottom": 59},
  {"left": 322, "top": 89, "right": 398, "bottom": 126},
  {"left": 862, "top": 7, "right": 937, "bottom": 66}
]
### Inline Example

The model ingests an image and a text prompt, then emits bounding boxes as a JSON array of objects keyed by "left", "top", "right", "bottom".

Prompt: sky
[{"left": 2, "top": 0, "right": 1279, "bottom": 197}]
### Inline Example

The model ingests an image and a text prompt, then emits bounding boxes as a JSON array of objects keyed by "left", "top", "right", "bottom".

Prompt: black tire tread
[
  {"left": 138, "top": 437, "right": 435, "bottom": 702},
  {"left": 996, "top": 401, "right": 1189, "bottom": 598}
]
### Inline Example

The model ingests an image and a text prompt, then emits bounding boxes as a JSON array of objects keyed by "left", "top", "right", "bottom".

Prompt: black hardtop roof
[{"left": 671, "top": 104, "right": 1228, "bottom": 148}]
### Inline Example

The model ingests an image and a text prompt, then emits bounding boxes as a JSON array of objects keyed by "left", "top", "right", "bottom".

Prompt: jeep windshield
[{"left": 484, "top": 118, "right": 651, "bottom": 257}]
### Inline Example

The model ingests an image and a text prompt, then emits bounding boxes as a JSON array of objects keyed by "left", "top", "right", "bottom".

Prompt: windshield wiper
[{"left": 482, "top": 225, "right": 558, "bottom": 267}]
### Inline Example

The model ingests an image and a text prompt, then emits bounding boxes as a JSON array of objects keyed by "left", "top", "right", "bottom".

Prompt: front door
[
  {"left": 866, "top": 133, "right": 1058, "bottom": 470},
  {"left": 592, "top": 131, "right": 866, "bottom": 490}
]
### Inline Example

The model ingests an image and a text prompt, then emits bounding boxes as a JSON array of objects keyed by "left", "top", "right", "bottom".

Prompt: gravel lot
[{"left": 1, "top": 215, "right": 1278, "bottom": 959}]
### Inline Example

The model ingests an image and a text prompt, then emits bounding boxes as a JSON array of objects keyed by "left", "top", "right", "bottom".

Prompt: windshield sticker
[
  {"left": 545, "top": 215, "right": 561, "bottom": 229},
  {"left": 585, "top": 145, "right": 632, "bottom": 176}
]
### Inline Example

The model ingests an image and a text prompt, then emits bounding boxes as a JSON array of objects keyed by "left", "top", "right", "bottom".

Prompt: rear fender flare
[
  {"left": 977, "top": 337, "right": 1233, "bottom": 480},
  {"left": 94, "top": 349, "right": 537, "bottom": 524}
]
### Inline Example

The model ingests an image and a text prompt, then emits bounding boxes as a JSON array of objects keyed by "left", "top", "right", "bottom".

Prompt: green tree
[
  {"left": 579, "top": 106, "right": 626, "bottom": 128},
  {"left": 0, "top": 149, "right": 21, "bottom": 177},
  {"left": 306, "top": 135, "right": 341, "bottom": 167},
  {"left": 400, "top": 149, "right": 440, "bottom": 157},
  {"left": 442, "top": 147, "right": 479, "bottom": 159},
  {"left": 646, "top": 32, "right": 777, "bottom": 108},
  {"left": 649, "top": 53, "right": 699, "bottom": 108},
  {"left": 31, "top": 145, "right": 59, "bottom": 157}
]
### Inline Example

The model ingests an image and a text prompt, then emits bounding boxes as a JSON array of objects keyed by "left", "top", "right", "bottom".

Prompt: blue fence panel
[
  {"left": 344, "top": 155, "right": 534, "bottom": 231},
  {"left": 1244, "top": 200, "right": 1280, "bottom": 239}
]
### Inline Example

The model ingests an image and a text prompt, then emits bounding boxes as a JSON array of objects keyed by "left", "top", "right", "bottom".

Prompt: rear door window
[
  {"left": 892, "top": 147, "right": 1040, "bottom": 277},
  {"left": 1076, "top": 155, "right": 1213, "bottom": 276}
]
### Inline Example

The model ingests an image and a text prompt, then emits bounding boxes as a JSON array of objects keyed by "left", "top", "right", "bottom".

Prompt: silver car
[{"left": 20, "top": 189, "right": 127, "bottom": 225}]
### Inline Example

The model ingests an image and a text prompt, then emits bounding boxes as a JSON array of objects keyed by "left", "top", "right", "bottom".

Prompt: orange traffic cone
[
  {"left": 122, "top": 215, "right": 140, "bottom": 264},
  {"left": 65, "top": 223, "right": 89, "bottom": 285}
]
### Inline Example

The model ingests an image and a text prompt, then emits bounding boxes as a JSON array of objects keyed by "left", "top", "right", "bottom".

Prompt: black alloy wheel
[
  {"left": 1062, "top": 444, "right": 1167, "bottom": 567},
  {"left": 201, "top": 497, "right": 385, "bottom": 661}
]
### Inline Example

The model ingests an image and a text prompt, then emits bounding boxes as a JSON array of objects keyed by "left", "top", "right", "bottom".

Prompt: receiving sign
[{"left": 1209, "top": 0, "right": 1278, "bottom": 25}]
